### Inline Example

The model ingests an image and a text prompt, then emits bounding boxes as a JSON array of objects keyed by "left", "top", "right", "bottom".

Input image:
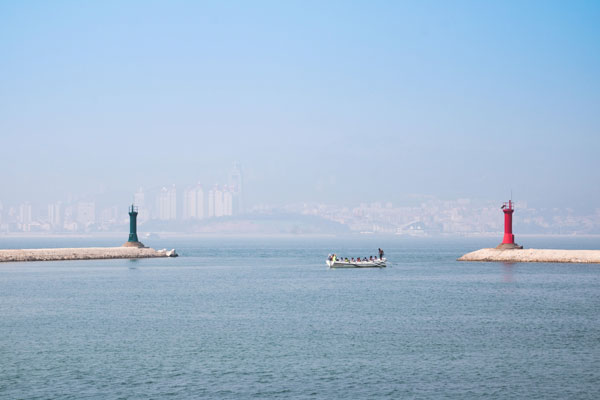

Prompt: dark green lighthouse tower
[
  {"left": 123, "top": 204, "right": 144, "bottom": 248},
  {"left": 128, "top": 204, "right": 139, "bottom": 242}
]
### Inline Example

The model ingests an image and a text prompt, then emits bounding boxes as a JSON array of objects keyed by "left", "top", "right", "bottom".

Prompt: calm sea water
[{"left": 1, "top": 236, "right": 599, "bottom": 399}]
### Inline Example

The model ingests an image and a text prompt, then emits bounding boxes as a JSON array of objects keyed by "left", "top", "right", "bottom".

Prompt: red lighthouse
[{"left": 497, "top": 200, "right": 523, "bottom": 249}]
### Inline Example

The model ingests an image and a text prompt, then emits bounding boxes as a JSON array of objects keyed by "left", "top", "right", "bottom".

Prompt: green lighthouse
[
  {"left": 123, "top": 204, "right": 144, "bottom": 248},
  {"left": 128, "top": 204, "right": 139, "bottom": 242}
]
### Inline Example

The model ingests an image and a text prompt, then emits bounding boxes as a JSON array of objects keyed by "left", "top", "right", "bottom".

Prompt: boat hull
[{"left": 327, "top": 258, "right": 386, "bottom": 268}]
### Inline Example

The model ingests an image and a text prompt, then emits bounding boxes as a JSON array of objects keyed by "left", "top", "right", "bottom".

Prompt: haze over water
[
  {"left": 1, "top": 1, "right": 599, "bottom": 210},
  {"left": 1, "top": 236, "right": 599, "bottom": 399},
  {"left": 2, "top": 1, "right": 600, "bottom": 399}
]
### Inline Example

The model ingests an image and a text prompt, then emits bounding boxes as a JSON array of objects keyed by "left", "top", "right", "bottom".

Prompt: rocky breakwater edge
[
  {"left": 458, "top": 248, "right": 600, "bottom": 264},
  {"left": 0, "top": 247, "right": 178, "bottom": 263}
]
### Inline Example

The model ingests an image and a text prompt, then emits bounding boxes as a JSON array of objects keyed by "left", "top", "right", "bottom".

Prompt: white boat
[{"left": 326, "top": 258, "right": 386, "bottom": 268}]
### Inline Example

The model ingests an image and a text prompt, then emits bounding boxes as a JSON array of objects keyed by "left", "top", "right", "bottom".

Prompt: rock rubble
[
  {"left": 0, "top": 247, "right": 177, "bottom": 263},
  {"left": 458, "top": 248, "right": 600, "bottom": 264}
]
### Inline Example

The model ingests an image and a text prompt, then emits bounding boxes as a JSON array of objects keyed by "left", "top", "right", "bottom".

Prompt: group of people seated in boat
[{"left": 328, "top": 249, "right": 384, "bottom": 263}]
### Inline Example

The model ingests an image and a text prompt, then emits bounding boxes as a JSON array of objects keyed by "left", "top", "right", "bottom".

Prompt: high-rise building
[
  {"left": 47, "top": 204, "right": 54, "bottom": 225},
  {"left": 206, "top": 185, "right": 232, "bottom": 218},
  {"left": 223, "top": 187, "right": 233, "bottom": 216},
  {"left": 158, "top": 188, "right": 169, "bottom": 220},
  {"left": 19, "top": 202, "right": 32, "bottom": 231},
  {"left": 168, "top": 186, "right": 176, "bottom": 219},
  {"left": 208, "top": 187, "right": 215, "bottom": 218},
  {"left": 158, "top": 185, "right": 177, "bottom": 220},
  {"left": 214, "top": 186, "right": 224, "bottom": 217},
  {"left": 183, "top": 184, "right": 204, "bottom": 220},
  {"left": 19, "top": 202, "right": 32, "bottom": 224},
  {"left": 48, "top": 202, "right": 62, "bottom": 228},
  {"left": 195, "top": 185, "right": 205, "bottom": 219},
  {"left": 183, "top": 187, "right": 196, "bottom": 220},
  {"left": 229, "top": 162, "right": 244, "bottom": 214}
]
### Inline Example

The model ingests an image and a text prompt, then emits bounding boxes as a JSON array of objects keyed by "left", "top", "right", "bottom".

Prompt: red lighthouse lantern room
[{"left": 497, "top": 200, "right": 523, "bottom": 249}]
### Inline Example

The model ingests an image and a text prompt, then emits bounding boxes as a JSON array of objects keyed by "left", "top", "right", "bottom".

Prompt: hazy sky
[{"left": 1, "top": 1, "right": 599, "bottom": 210}]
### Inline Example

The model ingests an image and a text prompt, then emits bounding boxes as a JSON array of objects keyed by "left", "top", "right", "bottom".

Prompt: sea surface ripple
[{"left": 1, "top": 236, "right": 599, "bottom": 399}]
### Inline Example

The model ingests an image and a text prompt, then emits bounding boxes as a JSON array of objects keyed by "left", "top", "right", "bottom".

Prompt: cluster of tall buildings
[
  {"left": 0, "top": 200, "right": 98, "bottom": 233},
  {"left": 0, "top": 163, "right": 244, "bottom": 233},
  {"left": 135, "top": 163, "right": 244, "bottom": 222},
  {"left": 144, "top": 183, "right": 242, "bottom": 222},
  {"left": 0, "top": 201, "right": 34, "bottom": 231}
]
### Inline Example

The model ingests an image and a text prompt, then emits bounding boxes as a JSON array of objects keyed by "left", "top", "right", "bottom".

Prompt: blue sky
[{"left": 1, "top": 1, "right": 599, "bottom": 210}]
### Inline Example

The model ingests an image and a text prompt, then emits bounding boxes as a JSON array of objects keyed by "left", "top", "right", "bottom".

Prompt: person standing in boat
[{"left": 378, "top": 248, "right": 384, "bottom": 259}]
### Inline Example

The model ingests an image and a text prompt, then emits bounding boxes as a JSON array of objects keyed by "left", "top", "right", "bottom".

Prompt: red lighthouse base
[
  {"left": 496, "top": 241, "right": 523, "bottom": 250},
  {"left": 497, "top": 233, "right": 522, "bottom": 249}
]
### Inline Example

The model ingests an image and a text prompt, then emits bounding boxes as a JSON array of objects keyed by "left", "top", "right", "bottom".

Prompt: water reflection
[{"left": 502, "top": 262, "right": 515, "bottom": 282}]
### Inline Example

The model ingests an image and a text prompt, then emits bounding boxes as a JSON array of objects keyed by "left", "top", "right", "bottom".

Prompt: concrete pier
[
  {"left": 458, "top": 248, "right": 600, "bottom": 264},
  {"left": 0, "top": 247, "right": 177, "bottom": 263}
]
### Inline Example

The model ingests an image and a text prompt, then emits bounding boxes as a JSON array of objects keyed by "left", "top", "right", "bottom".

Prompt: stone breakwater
[
  {"left": 0, "top": 247, "right": 177, "bottom": 263},
  {"left": 458, "top": 248, "right": 600, "bottom": 264}
]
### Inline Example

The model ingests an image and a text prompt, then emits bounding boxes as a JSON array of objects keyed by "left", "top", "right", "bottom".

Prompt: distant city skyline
[
  {"left": 1, "top": 2, "right": 599, "bottom": 217},
  {"left": 1, "top": 185, "right": 598, "bottom": 235}
]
